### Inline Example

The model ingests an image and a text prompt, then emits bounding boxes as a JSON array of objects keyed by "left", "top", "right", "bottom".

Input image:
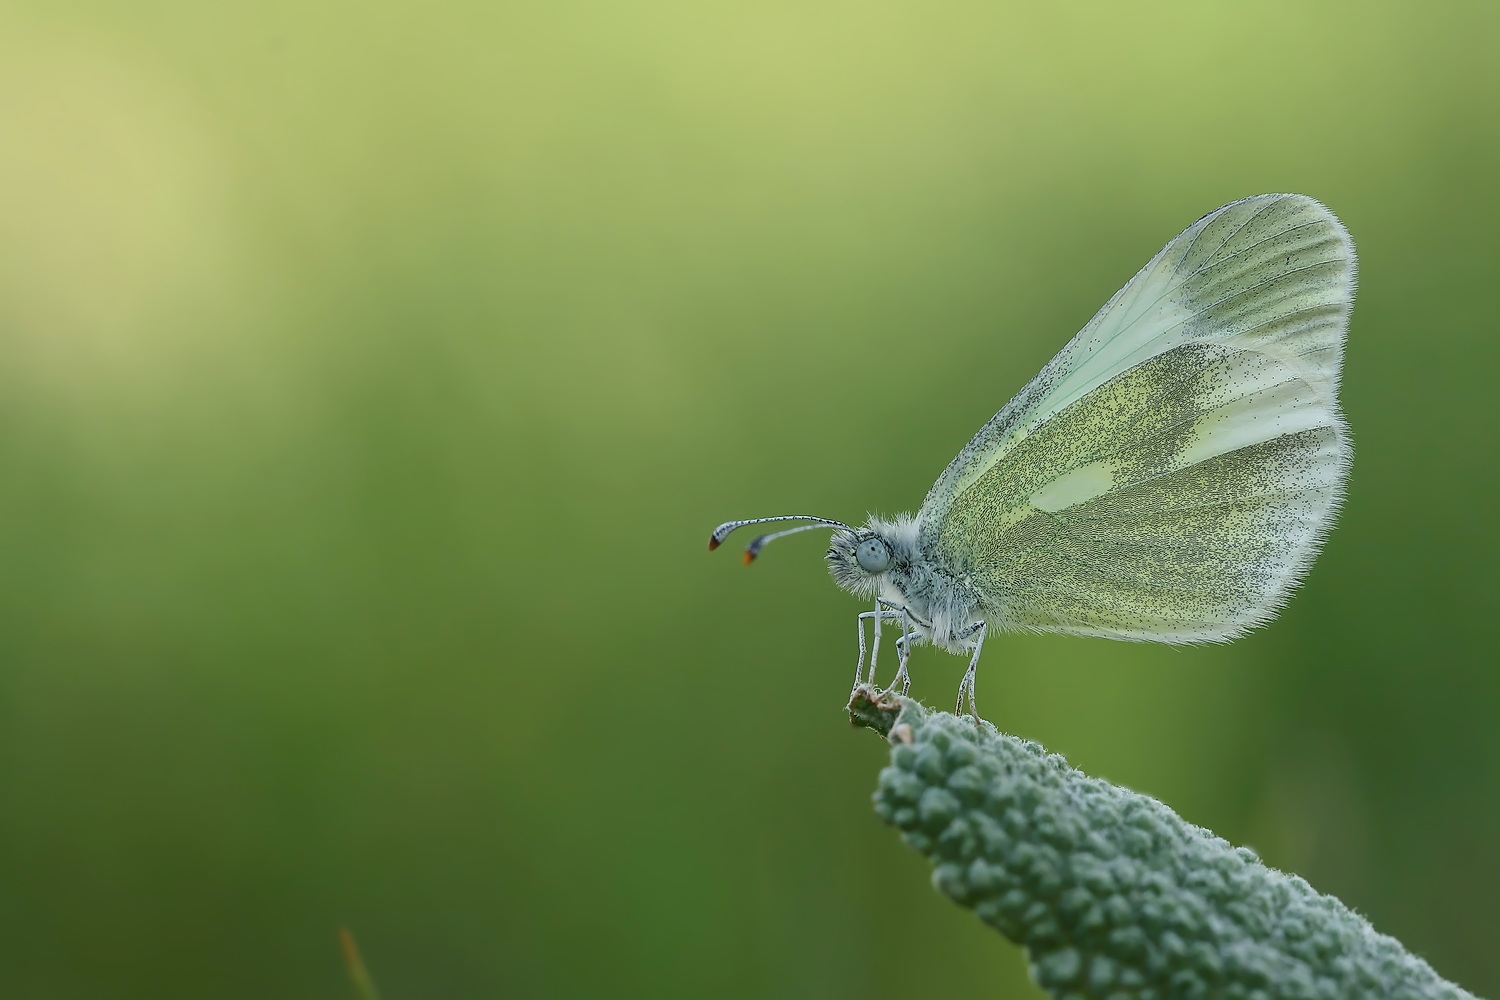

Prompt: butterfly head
[{"left": 825, "top": 528, "right": 894, "bottom": 597}]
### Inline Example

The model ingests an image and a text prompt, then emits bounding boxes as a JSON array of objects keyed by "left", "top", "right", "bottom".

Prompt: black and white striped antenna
[{"left": 708, "top": 515, "right": 853, "bottom": 564}]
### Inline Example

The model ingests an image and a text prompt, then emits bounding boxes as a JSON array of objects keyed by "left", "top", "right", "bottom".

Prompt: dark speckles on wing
[
  {"left": 930, "top": 344, "right": 1346, "bottom": 642},
  {"left": 911, "top": 194, "right": 1354, "bottom": 643},
  {"left": 988, "top": 427, "right": 1338, "bottom": 636}
]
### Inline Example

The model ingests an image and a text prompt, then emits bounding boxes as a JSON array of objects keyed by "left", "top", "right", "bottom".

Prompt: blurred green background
[{"left": 0, "top": 1, "right": 1496, "bottom": 997}]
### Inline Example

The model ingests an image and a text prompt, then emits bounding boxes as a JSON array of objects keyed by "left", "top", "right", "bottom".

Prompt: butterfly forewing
[{"left": 919, "top": 194, "right": 1354, "bottom": 642}]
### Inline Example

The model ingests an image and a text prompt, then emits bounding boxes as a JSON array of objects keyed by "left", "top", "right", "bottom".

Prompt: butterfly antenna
[{"left": 709, "top": 515, "right": 852, "bottom": 564}]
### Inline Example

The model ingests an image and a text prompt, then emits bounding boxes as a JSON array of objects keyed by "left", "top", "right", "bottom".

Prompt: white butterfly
[{"left": 712, "top": 194, "right": 1355, "bottom": 718}]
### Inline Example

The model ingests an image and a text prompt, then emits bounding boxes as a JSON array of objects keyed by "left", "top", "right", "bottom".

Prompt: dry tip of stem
[{"left": 846, "top": 683, "right": 904, "bottom": 736}]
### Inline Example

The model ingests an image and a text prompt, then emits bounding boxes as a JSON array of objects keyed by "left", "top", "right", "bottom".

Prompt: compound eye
[{"left": 855, "top": 537, "right": 891, "bottom": 573}]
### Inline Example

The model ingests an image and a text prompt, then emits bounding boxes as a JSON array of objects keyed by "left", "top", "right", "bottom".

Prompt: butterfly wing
[{"left": 918, "top": 194, "right": 1355, "bottom": 642}]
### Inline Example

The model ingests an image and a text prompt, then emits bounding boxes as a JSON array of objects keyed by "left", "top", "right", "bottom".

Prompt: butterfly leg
[
  {"left": 884, "top": 606, "right": 917, "bottom": 696},
  {"left": 954, "top": 622, "right": 987, "bottom": 720},
  {"left": 873, "top": 598, "right": 932, "bottom": 688},
  {"left": 855, "top": 604, "right": 905, "bottom": 687}
]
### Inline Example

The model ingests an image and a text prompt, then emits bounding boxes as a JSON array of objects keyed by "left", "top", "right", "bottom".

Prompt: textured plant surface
[{"left": 852, "top": 687, "right": 1478, "bottom": 1000}]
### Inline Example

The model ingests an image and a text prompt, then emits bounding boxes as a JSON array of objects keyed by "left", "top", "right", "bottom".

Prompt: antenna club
[
  {"left": 742, "top": 550, "right": 756, "bottom": 565},
  {"left": 708, "top": 536, "right": 722, "bottom": 551}
]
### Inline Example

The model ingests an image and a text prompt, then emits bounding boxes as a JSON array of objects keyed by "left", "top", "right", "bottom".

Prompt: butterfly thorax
[{"left": 827, "top": 514, "right": 984, "bottom": 653}]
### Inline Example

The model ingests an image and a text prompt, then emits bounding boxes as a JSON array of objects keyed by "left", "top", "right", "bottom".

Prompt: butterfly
[{"left": 711, "top": 194, "right": 1355, "bottom": 718}]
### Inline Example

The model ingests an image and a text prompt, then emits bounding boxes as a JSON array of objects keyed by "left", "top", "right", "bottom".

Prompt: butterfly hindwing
[{"left": 919, "top": 194, "right": 1355, "bottom": 641}]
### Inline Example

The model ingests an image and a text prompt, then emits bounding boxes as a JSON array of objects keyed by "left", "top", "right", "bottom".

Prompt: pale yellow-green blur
[{"left": 1, "top": 2, "right": 1497, "bottom": 997}]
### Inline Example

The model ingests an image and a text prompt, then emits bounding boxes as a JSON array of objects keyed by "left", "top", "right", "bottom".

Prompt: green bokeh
[{"left": 0, "top": 2, "right": 1496, "bottom": 997}]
